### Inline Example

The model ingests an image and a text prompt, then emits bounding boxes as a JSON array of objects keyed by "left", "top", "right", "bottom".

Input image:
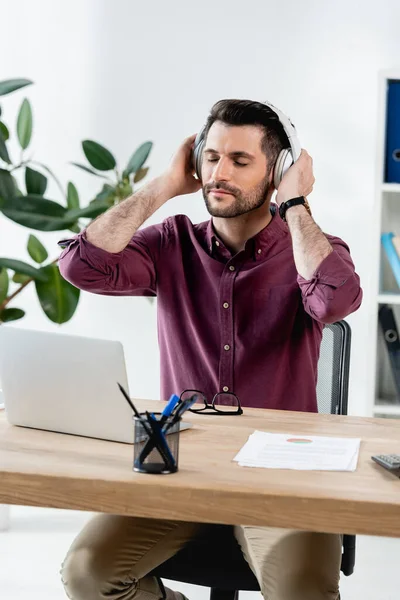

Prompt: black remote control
[{"left": 371, "top": 454, "right": 400, "bottom": 475}]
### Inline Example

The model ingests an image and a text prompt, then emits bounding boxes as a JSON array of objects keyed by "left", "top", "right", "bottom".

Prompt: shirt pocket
[{"left": 242, "top": 283, "right": 302, "bottom": 344}]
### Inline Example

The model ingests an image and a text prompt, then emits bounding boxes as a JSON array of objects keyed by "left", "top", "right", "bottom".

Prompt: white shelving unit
[{"left": 369, "top": 70, "right": 400, "bottom": 418}]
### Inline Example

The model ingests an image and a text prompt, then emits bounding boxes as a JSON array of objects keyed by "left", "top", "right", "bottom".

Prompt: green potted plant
[{"left": 0, "top": 78, "right": 153, "bottom": 325}]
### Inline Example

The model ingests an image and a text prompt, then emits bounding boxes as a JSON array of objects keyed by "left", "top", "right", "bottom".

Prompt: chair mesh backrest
[{"left": 316, "top": 321, "right": 351, "bottom": 416}]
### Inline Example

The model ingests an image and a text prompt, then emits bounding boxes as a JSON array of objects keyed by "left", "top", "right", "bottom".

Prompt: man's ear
[{"left": 267, "top": 168, "right": 276, "bottom": 192}]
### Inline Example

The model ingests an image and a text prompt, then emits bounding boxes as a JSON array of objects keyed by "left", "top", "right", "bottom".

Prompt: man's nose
[{"left": 213, "top": 157, "right": 231, "bottom": 181}]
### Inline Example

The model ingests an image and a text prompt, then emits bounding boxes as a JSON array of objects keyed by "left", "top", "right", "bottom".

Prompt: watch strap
[{"left": 279, "top": 196, "right": 311, "bottom": 222}]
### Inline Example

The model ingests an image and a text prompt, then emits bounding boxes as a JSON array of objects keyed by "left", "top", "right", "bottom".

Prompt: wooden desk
[{"left": 1, "top": 401, "right": 400, "bottom": 537}]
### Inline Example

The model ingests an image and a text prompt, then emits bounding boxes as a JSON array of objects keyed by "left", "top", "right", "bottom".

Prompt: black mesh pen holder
[{"left": 133, "top": 412, "right": 180, "bottom": 474}]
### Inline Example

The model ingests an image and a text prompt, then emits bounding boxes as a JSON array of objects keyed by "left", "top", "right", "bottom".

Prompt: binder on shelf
[
  {"left": 378, "top": 304, "right": 400, "bottom": 402},
  {"left": 381, "top": 232, "right": 400, "bottom": 290},
  {"left": 385, "top": 80, "right": 400, "bottom": 183},
  {"left": 392, "top": 234, "right": 400, "bottom": 259}
]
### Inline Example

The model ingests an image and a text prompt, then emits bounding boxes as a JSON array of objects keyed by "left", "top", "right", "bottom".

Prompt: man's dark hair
[{"left": 203, "top": 99, "right": 289, "bottom": 175}]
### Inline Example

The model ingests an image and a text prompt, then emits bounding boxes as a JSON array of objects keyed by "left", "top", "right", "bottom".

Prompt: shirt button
[
  {"left": 229, "top": 265, "right": 235, "bottom": 271},
  {"left": 222, "top": 386, "right": 229, "bottom": 392},
  {"left": 215, "top": 241, "right": 220, "bottom": 247},
  {"left": 257, "top": 249, "right": 262, "bottom": 254},
  {"left": 224, "top": 344, "right": 230, "bottom": 351},
  {"left": 223, "top": 302, "right": 229, "bottom": 309}
]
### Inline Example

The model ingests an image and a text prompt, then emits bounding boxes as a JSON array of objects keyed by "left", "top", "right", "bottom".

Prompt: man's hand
[
  {"left": 162, "top": 134, "right": 203, "bottom": 199},
  {"left": 276, "top": 149, "right": 315, "bottom": 205}
]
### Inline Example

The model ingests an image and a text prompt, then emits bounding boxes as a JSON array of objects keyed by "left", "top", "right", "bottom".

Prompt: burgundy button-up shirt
[{"left": 58, "top": 205, "right": 362, "bottom": 412}]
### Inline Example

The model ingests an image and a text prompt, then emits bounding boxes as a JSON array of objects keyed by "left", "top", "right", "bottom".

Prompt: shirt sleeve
[
  {"left": 57, "top": 223, "right": 166, "bottom": 296},
  {"left": 297, "top": 236, "right": 363, "bottom": 324}
]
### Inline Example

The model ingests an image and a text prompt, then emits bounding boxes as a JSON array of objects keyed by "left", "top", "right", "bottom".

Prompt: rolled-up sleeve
[
  {"left": 58, "top": 224, "right": 164, "bottom": 296},
  {"left": 297, "top": 237, "right": 362, "bottom": 324}
]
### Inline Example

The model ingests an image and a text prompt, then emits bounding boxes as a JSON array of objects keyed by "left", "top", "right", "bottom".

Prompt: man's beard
[{"left": 202, "top": 175, "right": 271, "bottom": 218}]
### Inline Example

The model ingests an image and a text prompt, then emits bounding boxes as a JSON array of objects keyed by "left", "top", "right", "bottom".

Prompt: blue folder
[
  {"left": 385, "top": 80, "right": 400, "bottom": 183},
  {"left": 381, "top": 232, "right": 400, "bottom": 290}
]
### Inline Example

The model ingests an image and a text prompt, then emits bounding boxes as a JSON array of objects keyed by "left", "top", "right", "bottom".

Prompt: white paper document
[{"left": 234, "top": 431, "right": 360, "bottom": 471}]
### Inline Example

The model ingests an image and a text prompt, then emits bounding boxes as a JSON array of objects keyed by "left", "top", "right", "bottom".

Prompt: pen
[
  {"left": 144, "top": 411, "right": 176, "bottom": 469},
  {"left": 159, "top": 394, "right": 181, "bottom": 426},
  {"left": 163, "top": 393, "right": 199, "bottom": 433},
  {"left": 117, "top": 382, "right": 154, "bottom": 440},
  {"left": 117, "top": 382, "right": 142, "bottom": 420}
]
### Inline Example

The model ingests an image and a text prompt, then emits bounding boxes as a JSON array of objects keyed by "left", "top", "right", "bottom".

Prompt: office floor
[{"left": 0, "top": 505, "right": 398, "bottom": 600}]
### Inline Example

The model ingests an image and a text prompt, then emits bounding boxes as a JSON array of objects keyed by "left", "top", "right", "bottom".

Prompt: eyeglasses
[{"left": 180, "top": 389, "right": 243, "bottom": 415}]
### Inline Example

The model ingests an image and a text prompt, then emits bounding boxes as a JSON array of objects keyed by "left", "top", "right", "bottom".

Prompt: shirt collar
[{"left": 206, "top": 203, "right": 289, "bottom": 261}]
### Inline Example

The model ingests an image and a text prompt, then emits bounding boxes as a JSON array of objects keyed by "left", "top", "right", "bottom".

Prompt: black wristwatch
[{"left": 279, "top": 196, "right": 309, "bottom": 222}]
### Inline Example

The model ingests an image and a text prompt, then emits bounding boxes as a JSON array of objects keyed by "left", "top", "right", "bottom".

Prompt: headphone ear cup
[
  {"left": 192, "top": 128, "right": 206, "bottom": 180},
  {"left": 273, "top": 149, "right": 294, "bottom": 189}
]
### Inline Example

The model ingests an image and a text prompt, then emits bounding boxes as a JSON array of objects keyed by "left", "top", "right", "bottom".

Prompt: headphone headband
[{"left": 262, "top": 101, "right": 301, "bottom": 162}]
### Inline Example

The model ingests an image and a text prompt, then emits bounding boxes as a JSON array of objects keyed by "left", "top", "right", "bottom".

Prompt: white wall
[{"left": 1, "top": 0, "right": 398, "bottom": 413}]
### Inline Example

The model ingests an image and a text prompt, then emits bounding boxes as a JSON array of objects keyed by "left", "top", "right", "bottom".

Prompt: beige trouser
[{"left": 61, "top": 514, "right": 341, "bottom": 600}]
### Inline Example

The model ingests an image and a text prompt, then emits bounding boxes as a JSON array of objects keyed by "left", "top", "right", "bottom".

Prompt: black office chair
[{"left": 151, "top": 320, "right": 355, "bottom": 600}]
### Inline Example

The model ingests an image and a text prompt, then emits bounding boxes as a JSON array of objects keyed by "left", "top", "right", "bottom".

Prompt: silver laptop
[{"left": 0, "top": 326, "right": 190, "bottom": 444}]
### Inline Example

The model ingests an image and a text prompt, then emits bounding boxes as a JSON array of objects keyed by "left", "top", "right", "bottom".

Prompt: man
[{"left": 58, "top": 99, "right": 362, "bottom": 600}]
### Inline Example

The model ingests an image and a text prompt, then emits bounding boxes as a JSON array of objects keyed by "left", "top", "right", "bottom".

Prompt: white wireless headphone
[{"left": 192, "top": 101, "right": 301, "bottom": 189}]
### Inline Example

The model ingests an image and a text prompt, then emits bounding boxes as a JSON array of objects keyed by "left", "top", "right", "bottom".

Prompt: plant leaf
[
  {"left": 0, "top": 169, "right": 16, "bottom": 201},
  {"left": 0, "top": 308, "right": 25, "bottom": 322},
  {"left": 30, "top": 161, "right": 65, "bottom": 198},
  {"left": 13, "top": 273, "right": 30, "bottom": 284},
  {"left": 70, "top": 162, "right": 111, "bottom": 180},
  {"left": 0, "top": 268, "right": 9, "bottom": 303},
  {"left": 123, "top": 142, "right": 153, "bottom": 178},
  {"left": 1, "top": 194, "right": 74, "bottom": 231},
  {"left": 94, "top": 183, "right": 115, "bottom": 202},
  {"left": 82, "top": 140, "right": 116, "bottom": 171},
  {"left": 68, "top": 224, "right": 81, "bottom": 234},
  {"left": 17, "top": 98, "right": 33, "bottom": 150},
  {"left": 25, "top": 166, "right": 47, "bottom": 195},
  {"left": 0, "top": 121, "right": 9, "bottom": 141},
  {"left": 134, "top": 167, "right": 149, "bottom": 183},
  {"left": 119, "top": 181, "right": 133, "bottom": 199},
  {"left": 67, "top": 181, "right": 80, "bottom": 209},
  {"left": 35, "top": 264, "right": 80, "bottom": 324},
  {"left": 0, "top": 79, "right": 33, "bottom": 97},
  {"left": 0, "top": 127, "right": 11, "bottom": 164},
  {"left": 65, "top": 200, "right": 110, "bottom": 221},
  {"left": 0, "top": 258, "right": 48, "bottom": 281},
  {"left": 27, "top": 234, "right": 48, "bottom": 264}
]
